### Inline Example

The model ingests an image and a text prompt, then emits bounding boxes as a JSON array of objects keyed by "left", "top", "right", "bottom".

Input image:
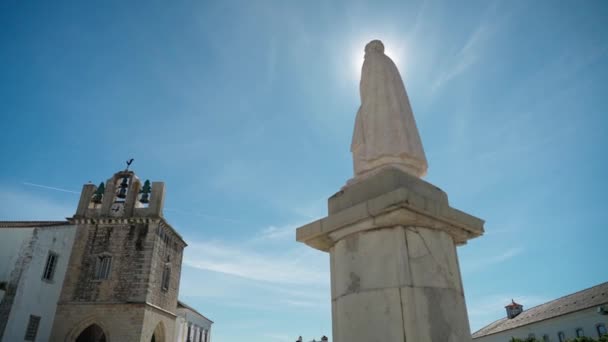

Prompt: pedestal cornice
[{"left": 296, "top": 168, "right": 484, "bottom": 252}]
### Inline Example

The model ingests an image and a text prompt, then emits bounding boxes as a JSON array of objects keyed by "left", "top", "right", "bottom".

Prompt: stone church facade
[{"left": 0, "top": 169, "right": 211, "bottom": 342}]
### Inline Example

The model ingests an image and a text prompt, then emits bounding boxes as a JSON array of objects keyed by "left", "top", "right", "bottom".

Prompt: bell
[
  {"left": 139, "top": 179, "right": 152, "bottom": 204},
  {"left": 92, "top": 182, "right": 105, "bottom": 204},
  {"left": 117, "top": 176, "right": 129, "bottom": 199},
  {"left": 117, "top": 187, "right": 127, "bottom": 199},
  {"left": 140, "top": 193, "right": 149, "bottom": 204}
]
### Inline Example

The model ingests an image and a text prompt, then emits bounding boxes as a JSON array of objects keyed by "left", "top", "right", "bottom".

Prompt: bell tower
[
  {"left": 50, "top": 166, "right": 187, "bottom": 342},
  {"left": 74, "top": 168, "right": 164, "bottom": 220}
]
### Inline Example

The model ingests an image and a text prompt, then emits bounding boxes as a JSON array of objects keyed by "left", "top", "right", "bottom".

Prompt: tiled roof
[
  {"left": 472, "top": 282, "right": 608, "bottom": 338},
  {"left": 178, "top": 300, "right": 214, "bottom": 323},
  {"left": 0, "top": 221, "right": 71, "bottom": 228}
]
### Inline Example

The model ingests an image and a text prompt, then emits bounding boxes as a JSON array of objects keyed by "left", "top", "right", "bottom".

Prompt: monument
[
  {"left": 296, "top": 40, "right": 484, "bottom": 341},
  {"left": 351, "top": 40, "right": 427, "bottom": 182}
]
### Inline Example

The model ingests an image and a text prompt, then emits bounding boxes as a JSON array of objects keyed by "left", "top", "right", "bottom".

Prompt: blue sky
[{"left": 1, "top": 0, "right": 607, "bottom": 341}]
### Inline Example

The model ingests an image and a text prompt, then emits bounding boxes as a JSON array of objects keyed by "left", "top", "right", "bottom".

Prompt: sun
[{"left": 349, "top": 36, "right": 405, "bottom": 80}]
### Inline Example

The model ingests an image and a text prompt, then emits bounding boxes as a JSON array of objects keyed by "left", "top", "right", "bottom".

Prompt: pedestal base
[
  {"left": 296, "top": 168, "right": 484, "bottom": 342},
  {"left": 332, "top": 225, "right": 472, "bottom": 342}
]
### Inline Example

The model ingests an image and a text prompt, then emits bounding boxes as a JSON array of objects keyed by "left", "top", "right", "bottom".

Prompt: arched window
[
  {"left": 576, "top": 328, "right": 585, "bottom": 337},
  {"left": 542, "top": 334, "right": 550, "bottom": 342},
  {"left": 597, "top": 323, "right": 607, "bottom": 338},
  {"left": 558, "top": 331, "right": 566, "bottom": 342}
]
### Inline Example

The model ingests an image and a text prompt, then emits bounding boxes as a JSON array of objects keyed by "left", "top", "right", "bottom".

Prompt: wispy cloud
[
  {"left": 431, "top": 1, "right": 506, "bottom": 92},
  {"left": 256, "top": 224, "right": 297, "bottom": 241},
  {"left": 462, "top": 246, "right": 524, "bottom": 274},
  {"left": 0, "top": 189, "right": 75, "bottom": 220},
  {"left": 431, "top": 23, "right": 490, "bottom": 91},
  {"left": 183, "top": 240, "right": 328, "bottom": 285}
]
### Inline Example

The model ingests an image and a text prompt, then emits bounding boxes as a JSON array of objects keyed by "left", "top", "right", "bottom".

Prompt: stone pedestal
[{"left": 296, "top": 168, "right": 484, "bottom": 342}]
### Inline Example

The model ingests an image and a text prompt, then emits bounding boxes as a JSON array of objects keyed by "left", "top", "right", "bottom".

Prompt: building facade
[
  {"left": 174, "top": 301, "right": 213, "bottom": 342},
  {"left": 472, "top": 282, "right": 608, "bottom": 342},
  {"left": 0, "top": 169, "right": 212, "bottom": 342},
  {"left": 0, "top": 222, "right": 75, "bottom": 342}
]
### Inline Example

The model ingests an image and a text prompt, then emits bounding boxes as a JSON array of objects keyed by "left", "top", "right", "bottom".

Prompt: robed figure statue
[{"left": 351, "top": 40, "right": 428, "bottom": 181}]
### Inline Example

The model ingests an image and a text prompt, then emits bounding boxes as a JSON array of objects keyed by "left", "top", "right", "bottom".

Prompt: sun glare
[{"left": 349, "top": 36, "right": 405, "bottom": 81}]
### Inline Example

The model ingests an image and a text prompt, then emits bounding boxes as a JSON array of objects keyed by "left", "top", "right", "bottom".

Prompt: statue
[{"left": 350, "top": 40, "right": 428, "bottom": 181}]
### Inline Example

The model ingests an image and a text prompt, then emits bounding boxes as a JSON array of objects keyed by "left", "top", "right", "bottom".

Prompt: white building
[
  {"left": 472, "top": 282, "right": 608, "bottom": 342},
  {"left": 0, "top": 221, "right": 76, "bottom": 342},
  {"left": 175, "top": 301, "right": 213, "bottom": 342}
]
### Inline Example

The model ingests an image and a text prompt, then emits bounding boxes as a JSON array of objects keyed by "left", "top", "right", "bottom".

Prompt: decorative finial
[{"left": 125, "top": 158, "right": 134, "bottom": 171}]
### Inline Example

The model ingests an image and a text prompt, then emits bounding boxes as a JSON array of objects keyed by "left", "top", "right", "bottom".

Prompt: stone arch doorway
[
  {"left": 150, "top": 322, "right": 165, "bottom": 342},
  {"left": 75, "top": 324, "right": 107, "bottom": 342}
]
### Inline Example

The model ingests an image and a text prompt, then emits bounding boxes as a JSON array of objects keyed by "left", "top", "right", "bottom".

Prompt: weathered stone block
[
  {"left": 332, "top": 227, "right": 411, "bottom": 299},
  {"left": 334, "top": 288, "right": 405, "bottom": 342}
]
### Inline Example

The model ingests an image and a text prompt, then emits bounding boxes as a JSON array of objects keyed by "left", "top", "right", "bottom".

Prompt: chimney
[{"left": 505, "top": 299, "right": 523, "bottom": 319}]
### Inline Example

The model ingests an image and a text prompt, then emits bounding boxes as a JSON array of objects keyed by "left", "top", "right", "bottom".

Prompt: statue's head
[{"left": 365, "top": 40, "right": 385, "bottom": 54}]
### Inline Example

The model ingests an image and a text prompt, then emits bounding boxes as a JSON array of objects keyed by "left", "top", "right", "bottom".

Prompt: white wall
[
  {"left": 174, "top": 307, "right": 213, "bottom": 342},
  {"left": 0, "top": 225, "right": 76, "bottom": 342},
  {"left": 0, "top": 228, "right": 33, "bottom": 305},
  {"left": 475, "top": 308, "right": 608, "bottom": 342},
  {"left": 0, "top": 228, "right": 33, "bottom": 281}
]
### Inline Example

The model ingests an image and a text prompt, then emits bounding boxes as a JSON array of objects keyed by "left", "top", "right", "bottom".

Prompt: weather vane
[{"left": 125, "top": 158, "right": 134, "bottom": 171}]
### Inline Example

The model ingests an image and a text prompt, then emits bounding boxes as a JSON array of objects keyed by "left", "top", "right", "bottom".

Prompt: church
[{"left": 0, "top": 168, "right": 212, "bottom": 342}]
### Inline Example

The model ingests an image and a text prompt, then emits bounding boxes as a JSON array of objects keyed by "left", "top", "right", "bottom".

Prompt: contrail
[{"left": 22, "top": 182, "right": 80, "bottom": 194}]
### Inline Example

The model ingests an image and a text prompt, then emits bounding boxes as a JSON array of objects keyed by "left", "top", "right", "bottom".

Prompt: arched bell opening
[{"left": 75, "top": 324, "right": 107, "bottom": 342}]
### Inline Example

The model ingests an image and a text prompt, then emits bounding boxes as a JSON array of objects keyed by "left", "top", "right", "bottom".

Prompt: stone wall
[
  {"left": 60, "top": 222, "right": 153, "bottom": 303},
  {"left": 51, "top": 303, "right": 146, "bottom": 341},
  {"left": 142, "top": 305, "right": 178, "bottom": 342},
  {"left": 147, "top": 221, "right": 185, "bottom": 312},
  {"left": 51, "top": 218, "right": 185, "bottom": 341},
  {"left": 50, "top": 303, "right": 177, "bottom": 342}
]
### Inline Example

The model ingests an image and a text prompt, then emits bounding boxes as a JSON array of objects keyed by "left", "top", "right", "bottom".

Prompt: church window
[
  {"left": 42, "top": 251, "right": 58, "bottom": 281},
  {"left": 542, "top": 334, "right": 549, "bottom": 342},
  {"left": 161, "top": 265, "right": 171, "bottom": 291},
  {"left": 597, "top": 324, "right": 607, "bottom": 337},
  {"left": 558, "top": 332, "right": 566, "bottom": 342},
  {"left": 24, "top": 315, "right": 41, "bottom": 341},
  {"left": 94, "top": 255, "right": 112, "bottom": 280},
  {"left": 576, "top": 328, "right": 585, "bottom": 337}
]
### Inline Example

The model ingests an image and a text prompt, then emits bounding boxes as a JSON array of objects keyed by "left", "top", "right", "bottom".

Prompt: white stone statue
[{"left": 350, "top": 40, "right": 428, "bottom": 180}]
